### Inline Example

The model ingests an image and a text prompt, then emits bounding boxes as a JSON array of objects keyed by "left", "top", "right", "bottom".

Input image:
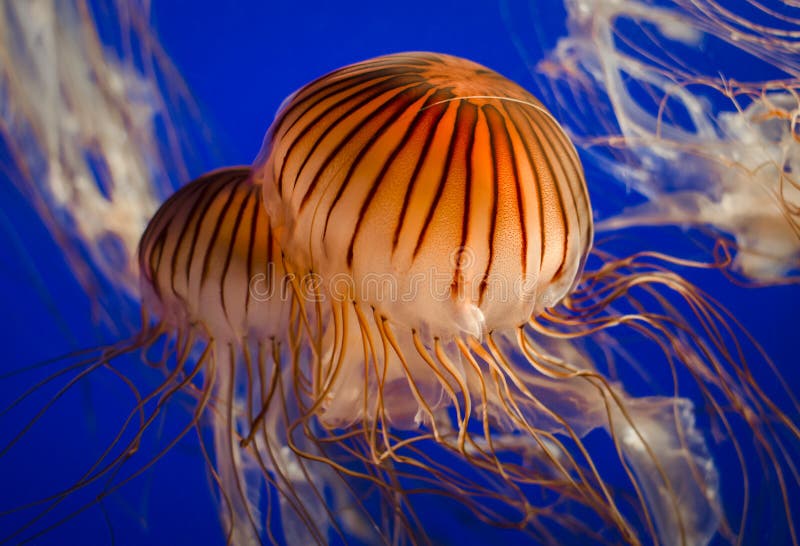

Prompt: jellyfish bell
[
  {"left": 138, "top": 166, "right": 289, "bottom": 343},
  {"left": 255, "top": 52, "right": 593, "bottom": 338}
]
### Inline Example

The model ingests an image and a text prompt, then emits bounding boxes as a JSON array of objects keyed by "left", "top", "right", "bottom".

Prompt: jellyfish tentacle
[
  {"left": 209, "top": 342, "right": 262, "bottom": 546},
  {"left": 2, "top": 338, "right": 214, "bottom": 545}
]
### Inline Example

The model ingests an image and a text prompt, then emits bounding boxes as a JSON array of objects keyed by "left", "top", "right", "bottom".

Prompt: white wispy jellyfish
[{"left": 533, "top": 0, "right": 800, "bottom": 280}]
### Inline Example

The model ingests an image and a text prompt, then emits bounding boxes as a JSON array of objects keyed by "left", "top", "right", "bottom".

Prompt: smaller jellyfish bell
[
  {"left": 255, "top": 52, "right": 593, "bottom": 339},
  {"left": 139, "top": 166, "right": 289, "bottom": 343}
]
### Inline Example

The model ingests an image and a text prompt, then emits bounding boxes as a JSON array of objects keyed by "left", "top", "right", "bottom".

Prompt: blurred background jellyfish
[
  {"left": 0, "top": 1, "right": 799, "bottom": 545},
  {"left": 509, "top": 0, "right": 800, "bottom": 281},
  {"left": 0, "top": 0, "right": 214, "bottom": 323}
]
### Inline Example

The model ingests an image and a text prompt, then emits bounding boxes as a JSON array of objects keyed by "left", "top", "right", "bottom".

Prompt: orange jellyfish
[
  {"left": 1, "top": 165, "right": 383, "bottom": 545},
  {"left": 135, "top": 167, "right": 340, "bottom": 546},
  {"left": 249, "top": 51, "right": 800, "bottom": 545}
]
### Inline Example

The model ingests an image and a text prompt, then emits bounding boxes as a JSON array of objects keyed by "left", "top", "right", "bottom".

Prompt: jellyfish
[
  {"left": 2, "top": 166, "right": 387, "bottom": 545},
  {"left": 2, "top": 2, "right": 800, "bottom": 546},
  {"left": 135, "top": 166, "right": 379, "bottom": 545},
  {"left": 243, "top": 51, "right": 797, "bottom": 545}
]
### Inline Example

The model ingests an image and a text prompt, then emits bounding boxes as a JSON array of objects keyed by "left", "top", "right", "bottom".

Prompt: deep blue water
[{"left": 1, "top": 2, "right": 798, "bottom": 545}]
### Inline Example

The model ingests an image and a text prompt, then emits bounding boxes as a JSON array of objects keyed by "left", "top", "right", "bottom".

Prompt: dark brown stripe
[
  {"left": 279, "top": 74, "right": 425, "bottom": 197},
  {"left": 538, "top": 114, "right": 579, "bottom": 246},
  {"left": 244, "top": 186, "right": 260, "bottom": 315},
  {"left": 147, "top": 234, "right": 166, "bottom": 297},
  {"left": 181, "top": 173, "right": 239, "bottom": 297},
  {"left": 298, "top": 80, "right": 427, "bottom": 212},
  {"left": 198, "top": 178, "right": 240, "bottom": 288},
  {"left": 506, "top": 104, "right": 545, "bottom": 276},
  {"left": 169, "top": 179, "right": 222, "bottom": 285},
  {"left": 480, "top": 104, "right": 501, "bottom": 305},
  {"left": 496, "top": 103, "right": 528, "bottom": 276},
  {"left": 392, "top": 88, "right": 454, "bottom": 252},
  {"left": 412, "top": 100, "right": 466, "bottom": 259},
  {"left": 519, "top": 108, "right": 570, "bottom": 278},
  {"left": 529, "top": 111, "right": 576, "bottom": 279},
  {"left": 276, "top": 71, "right": 406, "bottom": 196},
  {"left": 322, "top": 83, "right": 433, "bottom": 244},
  {"left": 140, "top": 173, "right": 207, "bottom": 283},
  {"left": 219, "top": 182, "right": 253, "bottom": 327},
  {"left": 276, "top": 67, "right": 423, "bottom": 141},
  {"left": 453, "top": 101, "right": 479, "bottom": 294},
  {"left": 345, "top": 87, "right": 455, "bottom": 267},
  {"left": 543, "top": 114, "right": 589, "bottom": 239}
]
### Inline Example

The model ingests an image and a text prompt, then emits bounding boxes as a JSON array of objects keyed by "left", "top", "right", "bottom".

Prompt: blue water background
[{"left": 1, "top": 2, "right": 798, "bottom": 545}]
